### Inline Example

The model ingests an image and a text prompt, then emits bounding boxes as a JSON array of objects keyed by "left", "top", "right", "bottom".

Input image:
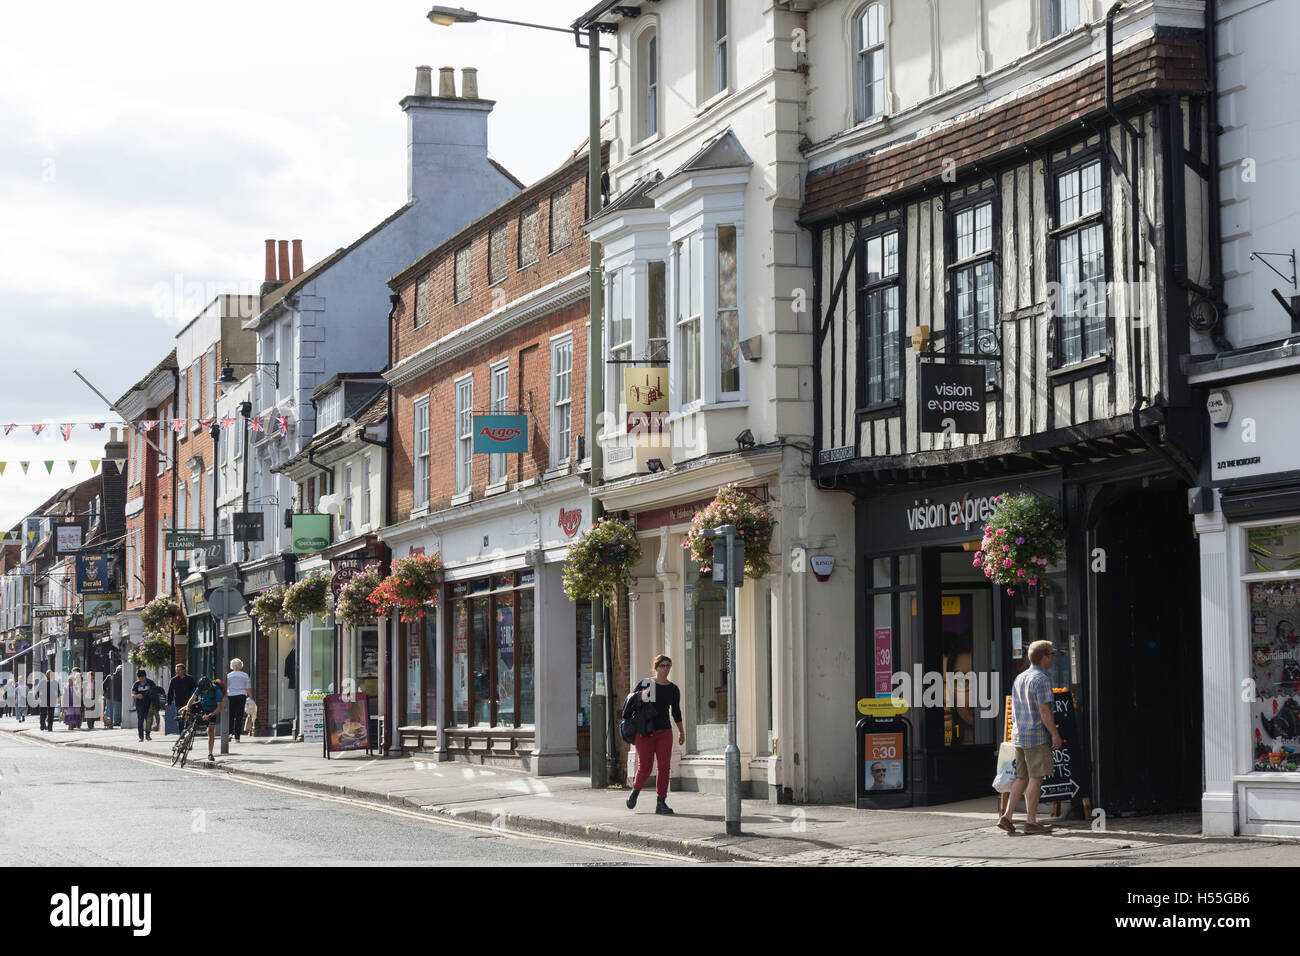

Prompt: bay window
[
  {"left": 717, "top": 225, "right": 740, "bottom": 396},
  {"left": 675, "top": 235, "right": 701, "bottom": 405}
]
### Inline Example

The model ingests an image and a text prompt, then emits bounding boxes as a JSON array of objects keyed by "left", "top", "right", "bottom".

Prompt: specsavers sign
[{"left": 292, "top": 514, "right": 332, "bottom": 554}]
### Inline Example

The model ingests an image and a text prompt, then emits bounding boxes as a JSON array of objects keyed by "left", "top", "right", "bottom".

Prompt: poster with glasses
[{"left": 1247, "top": 524, "right": 1300, "bottom": 773}]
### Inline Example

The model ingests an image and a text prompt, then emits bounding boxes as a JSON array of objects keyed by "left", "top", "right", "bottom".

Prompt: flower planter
[
  {"left": 683, "top": 484, "right": 775, "bottom": 580},
  {"left": 973, "top": 493, "right": 1065, "bottom": 596},
  {"left": 562, "top": 518, "right": 642, "bottom": 603}
]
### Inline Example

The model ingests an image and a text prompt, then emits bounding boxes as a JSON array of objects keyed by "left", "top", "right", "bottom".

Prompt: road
[{"left": 0, "top": 735, "right": 684, "bottom": 866}]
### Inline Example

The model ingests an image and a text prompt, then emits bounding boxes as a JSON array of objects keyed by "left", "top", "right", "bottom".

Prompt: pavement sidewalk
[{"left": 3, "top": 717, "right": 1296, "bottom": 865}]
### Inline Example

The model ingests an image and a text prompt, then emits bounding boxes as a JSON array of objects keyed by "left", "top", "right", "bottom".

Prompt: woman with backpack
[{"left": 624, "top": 654, "right": 685, "bottom": 815}]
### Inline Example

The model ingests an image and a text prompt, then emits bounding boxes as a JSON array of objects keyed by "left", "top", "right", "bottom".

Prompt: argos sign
[{"left": 472, "top": 415, "right": 529, "bottom": 454}]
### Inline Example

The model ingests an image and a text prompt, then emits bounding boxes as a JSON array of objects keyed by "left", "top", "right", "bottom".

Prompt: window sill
[
  {"left": 543, "top": 462, "right": 572, "bottom": 481},
  {"left": 408, "top": 506, "right": 429, "bottom": 520},
  {"left": 450, "top": 491, "right": 473, "bottom": 507},
  {"left": 630, "top": 130, "right": 662, "bottom": 155},
  {"left": 695, "top": 87, "right": 732, "bottom": 118},
  {"left": 483, "top": 481, "right": 508, "bottom": 498},
  {"left": 1047, "top": 353, "right": 1111, "bottom": 379},
  {"left": 670, "top": 399, "right": 749, "bottom": 420}
]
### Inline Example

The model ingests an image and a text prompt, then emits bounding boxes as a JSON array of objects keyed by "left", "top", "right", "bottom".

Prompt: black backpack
[{"left": 619, "top": 680, "right": 657, "bottom": 743}]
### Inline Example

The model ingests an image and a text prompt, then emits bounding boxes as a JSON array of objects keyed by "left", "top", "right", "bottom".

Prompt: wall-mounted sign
[
  {"left": 472, "top": 415, "right": 528, "bottom": 454},
  {"left": 919, "top": 363, "right": 986, "bottom": 434},
  {"left": 330, "top": 565, "right": 363, "bottom": 600},
  {"left": 197, "top": 539, "right": 226, "bottom": 566},
  {"left": 180, "top": 581, "right": 208, "bottom": 617},
  {"left": 1209, "top": 376, "right": 1300, "bottom": 482},
  {"left": 817, "top": 444, "right": 855, "bottom": 465},
  {"left": 291, "top": 514, "right": 332, "bottom": 554},
  {"left": 810, "top": 554, "right": 836, "bottom": 581},
  {"left": 165, "top": 529, "right": 203, "bottom": 551},
  {"left": 232, "top": 512, "right": 264, "bottom": 543},
  {"left": 54, "top": 523, "right": 84, "bottom": 555},
  {"left": 624, "top": 368, "right": 668, "bottom": 434},
  {"left": 33, "top": 608, "right": 66, "bottom": 619},
  {"left": 75, "top": 555, "right": 110, "bottom": 594},
  {"left": 558, "top": 507, "right": 583, "bottom": 538}
]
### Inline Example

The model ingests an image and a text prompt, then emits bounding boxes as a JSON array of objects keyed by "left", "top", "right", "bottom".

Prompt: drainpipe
[
  {"left": 1203, "top": 0, "right": 1231, "bottom": 352},
  {"left": 383, "top": 294, "right": 399, "bottom": 757}
]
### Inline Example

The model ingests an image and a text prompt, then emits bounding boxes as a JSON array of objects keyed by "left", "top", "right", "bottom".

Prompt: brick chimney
[
  {"left": 400, "top": 64, "right": 498, "bottom": 204},
  {"left": 292, "top": 240, "right": 304, "bottom": 278},
  {"left": 264, "top": 240, "right": 276, "bottom": 282},
  {"left": 277, "top": 241, "right": 291, "bottom": 281}
]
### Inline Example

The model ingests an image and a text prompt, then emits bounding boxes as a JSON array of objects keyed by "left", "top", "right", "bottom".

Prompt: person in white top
[{"left": 225, "top": 659, "right": 252, "bottom": 742}]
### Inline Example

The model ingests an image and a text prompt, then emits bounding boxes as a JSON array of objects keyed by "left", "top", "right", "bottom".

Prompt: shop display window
[
  {"left": 1246, "top": 523, "right": 1300, "bottom": 773},
  {"left": 449, "top": 573, "right": 535, "bottom": 729},
  {"left": 309, "top": 614, "right": 334, "bottom": 694},
  {"left": 577, "top": 602, "right": 593, "bottom": 728},
  {"left": 685, "top": 558, "right": 729, "bottom": 754}
]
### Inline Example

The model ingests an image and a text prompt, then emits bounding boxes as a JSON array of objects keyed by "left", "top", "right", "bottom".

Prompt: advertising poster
[
  {"left": 864, "top": 732, "right": 905, "bottom": 792},
  {"left": 324, "top": 692, "right": 370, "bottom": 754},
  {"left": 496, "top": 604, "right": 514, "bottom": 720},
  {"left": 873, "top": 627, "right": 892, "bottom": 696},
  {"left": 301, "top": 693, "right": 326, "bottom": 743},
  {"left": 452, "top": 604, "right": 469, "bottom": 717}
]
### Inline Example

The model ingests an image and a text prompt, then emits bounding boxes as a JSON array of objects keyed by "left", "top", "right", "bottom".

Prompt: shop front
[
  {"left": 241, "top": 553, "right": 296, "bottom": 737},
  {"left": 381, "top": 477, "right": 589, "bottom": 775},
  {"left": 179, "top": 574, "right": 214, "bottom": 679},
  {"left": 1192, "top": 365, "right": 1300, "bottom": 836},
  {"left": 325, "top": 535, "right": 388, "bottom": 746}
]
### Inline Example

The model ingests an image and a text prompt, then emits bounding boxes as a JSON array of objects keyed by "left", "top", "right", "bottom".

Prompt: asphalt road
[{"left": 0, "top": 735, "right": 681, "bottom": 866}]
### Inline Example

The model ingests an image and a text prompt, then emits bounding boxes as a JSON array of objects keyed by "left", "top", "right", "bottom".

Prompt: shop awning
[{"left": 0, "top": 639, "right": 49, "bottom": 668}]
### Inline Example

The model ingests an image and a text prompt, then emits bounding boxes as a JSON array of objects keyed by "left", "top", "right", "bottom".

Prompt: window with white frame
[
  {"left": 413, "top": 397, "right": 430, "bottom": 510},
  {"left": 675, "top": 235, "right": 702, "bottom": 404},
  {"left": 342, "top": 463, "right": 353, "bottom": 533},
  {"left": 206, "top": 348, "right": 216, "bottom": 418},
  {"left": 190, "top": 360, "right": 200, "bottom": 427},
  {"left": 361, "top": 454, "right": 372, "bottom": 528},
  {"left": 1044, "top": 0, "right": 1083, "bottom": 40},
  {"left": 854, "top": 3, "right": 887, "bottom": 122},
  {"left": 278, "top": 318, "right": 293, "bottom": 405},
  {"left": 317, "top": 389, "right": 344, "bottom": 431},
  {"left": 860, "top": 228, "right": 902, "bottom": 405},
  {"left": 455, "top": 378, "right": 473, "bottom": 494},
  {"left": 608, "top": 269, "right": 633, "bottom": 426},
  {"left": 176, "top": 483, "right": 187, "bottom": 537},
  {"left": 638, "top": 28, "right": 658, "bottom": 140},
  {"left": 717, "top": 226, "right": 741, "bottom": 396},
  {"left": 551, "top": 336, "right": 573, "bottom": 467},
  {"left": 951, "top": 199, "right": 997, "bottom": 384},
  {"left": 703, "top": 0, "right": 729, "bottom": 99},
  {"left": 489, "top": 361, "right": 509, "bottom": 485},
  {"left": 1054, "top": 159, "right": 1106, "bottom": 365}
]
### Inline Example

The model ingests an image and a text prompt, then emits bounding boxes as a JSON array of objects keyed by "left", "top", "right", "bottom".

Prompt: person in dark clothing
[
  {"left": 130, "top": 669, "right": 157, "bottom": 742},
  {"left": 625, "top": 654, "right": 685, "bottom": 815},
  {"left": 34, "top": 670, "right": 60, "bottom": 732},
  {"left": 167, "top": 665, "right": 196, "bottom": 734}
]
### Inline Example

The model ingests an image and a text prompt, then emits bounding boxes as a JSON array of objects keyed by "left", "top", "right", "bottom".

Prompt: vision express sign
[
  {"left": 472, "top": 415, "right": 528, "bottom": 454},
  {"left": 919, "top": 364, "right": 985, "bottom": 434}
]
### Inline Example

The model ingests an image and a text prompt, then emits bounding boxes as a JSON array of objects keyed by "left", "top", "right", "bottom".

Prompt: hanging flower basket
[
  {"left": 336, "top": 565, "right": 383, "bottom": 629},
  {"left": 282, "top": 569, "right": 333, "bottom": 623},
  {"left": 130, "top": 634, "right": 173, "bottom": 671},
  {"left": 140, "top": 595, "right": 186, "bottom": 638},
  {"left": 562, "top": 518, "right": 642, "bottom": 603},
  {"left": 250, "top": 585, "right": 288, "bottom": 630},
  {"left": 370, "top": 553, "right": 444, "bottom": 622},
  {"left": 973, "top": 493, "right": 1065, "bottom": 597},
  {"left": 683, "top": 484, "right": 775, "bottom": 580}
]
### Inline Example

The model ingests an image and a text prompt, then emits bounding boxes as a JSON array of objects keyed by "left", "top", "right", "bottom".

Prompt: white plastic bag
[{"left": 992, "top": 741, "right": 1018, "bottom": 792}]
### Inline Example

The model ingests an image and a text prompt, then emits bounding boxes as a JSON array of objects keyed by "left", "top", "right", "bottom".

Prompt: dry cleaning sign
[{"left": 919, "top": 364, "right": 985, "bottom": 435}]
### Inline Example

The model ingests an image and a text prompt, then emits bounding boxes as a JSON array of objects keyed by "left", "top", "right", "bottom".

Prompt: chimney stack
[
  {"left": 414, "top": 65, "right": 432, "bottom": 97},
  {"left": 292, "top": 240, "right": 304, "bottom": 278},
  {"left": 461, "top": 67, "right": 478, "bottom": 100},
  {"left": 264, "top": 240, "right": 276, "bottom": 282},
  {"left": 438, "top": 66, "right": 456, "bottom": 97},
  {"left": 277, "top": 241, "right": 291, "bottom": 281}
]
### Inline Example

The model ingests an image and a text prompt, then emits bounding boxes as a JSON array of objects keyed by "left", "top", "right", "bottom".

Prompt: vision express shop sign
[{"left": 919, "top": 364, "right": 985, "bottom": 434}]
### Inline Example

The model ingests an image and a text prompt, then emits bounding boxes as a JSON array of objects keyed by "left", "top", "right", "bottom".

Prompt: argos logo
[
  {"left": 479, "top": 426, "right": 522, "bottom": 442},
  {"left": 558, "top": 507, "right": 582, "bottom": 537},
  {"left": 471, "top": 415, "right": 528, "bottom": 453}
]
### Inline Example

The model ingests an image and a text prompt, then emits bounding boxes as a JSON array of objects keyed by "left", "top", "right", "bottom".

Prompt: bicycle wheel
[{"left": 178, "top": 723, "right": 197, "bottom": 768}]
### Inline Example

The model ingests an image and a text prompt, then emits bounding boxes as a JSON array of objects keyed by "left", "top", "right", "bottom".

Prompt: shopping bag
[{"left": 992, "top": 741, "right": 1018, "bottom": 792}]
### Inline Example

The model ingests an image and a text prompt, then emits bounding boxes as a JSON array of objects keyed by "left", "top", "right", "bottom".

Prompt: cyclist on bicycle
[{"left": 178, "top": 676, "right": 224, "bottom": 763}]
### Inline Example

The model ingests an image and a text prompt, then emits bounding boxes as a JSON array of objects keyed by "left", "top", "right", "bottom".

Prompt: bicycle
[{"left": 170, "top": 711, "right": 211, "bottom": 768}]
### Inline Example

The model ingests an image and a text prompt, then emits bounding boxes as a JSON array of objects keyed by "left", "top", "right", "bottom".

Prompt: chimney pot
[
  {"left": 461, "top": 67, "right": 478, "bottom": 100},
  {"left": 414, "top": 65, "right": 433, "bottom": 97},
  {"left": 438, "top": 66, "right": 456, "bottom": 98},
  {"left": 292, "top": 240, "right": 304, "bottom": 278},
  {"left": 264, "top": 240, "right": 276, "bottom": 282},
  {"left": 277, "top": 241, "right": 290, "bottom": 282}
]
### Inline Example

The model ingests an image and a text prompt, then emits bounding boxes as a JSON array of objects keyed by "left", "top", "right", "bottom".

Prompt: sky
[{"left": 0, "top": 0, "right": 598, "bottom": 532}]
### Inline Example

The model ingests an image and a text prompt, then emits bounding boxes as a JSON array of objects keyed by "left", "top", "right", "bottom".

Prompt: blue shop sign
[{"left": 472, "top": 415, "right": 528, "bottom": 454}]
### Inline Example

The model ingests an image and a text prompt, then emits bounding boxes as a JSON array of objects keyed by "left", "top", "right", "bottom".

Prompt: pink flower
[
  {"left": 1006, "top": 588, "right": 1015, "bottom": 596},
  {"left": 1017, "top": 569, "right": 1025, "bottom": 577},
  {"left": 974, "top": 551, "right": 982, "bottom": 560},
  {"left": 1003, "top": 558, "right": 1013, "bottom": 568},
  {"left": 1029, "top": 576, "right": 1038, "bottom": 585},
  {"left": 1002, "top": 544, "right": 1010, "bottom": 551},
  {"left": 997, "top": 528, "right": 1005, "bottom": 535},
  {"left": 972, "top": 558, "right": 981, "bottom": 567}
]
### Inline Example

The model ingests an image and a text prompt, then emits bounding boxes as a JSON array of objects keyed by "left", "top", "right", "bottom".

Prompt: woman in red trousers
[{"left": 626, "top": 654, "right": 684, "bottom": 815}]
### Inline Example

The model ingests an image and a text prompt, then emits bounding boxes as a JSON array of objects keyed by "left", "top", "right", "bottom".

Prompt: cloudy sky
[{"left": 0, "top": 0, "right": 597, "bottom": 532}]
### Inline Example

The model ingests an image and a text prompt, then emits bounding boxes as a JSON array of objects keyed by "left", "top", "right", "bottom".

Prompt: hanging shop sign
[
  {"left": 165, "top": 529, "right": 203, "bottom": 551},
  {"left": 918, "top": 363, "right": 986, "bottom": 434},
  {"left": 81, "top": 593, "right": 121, "bottom": 631},
  {"left": 291, "top": 514, "right": 332, "bottom": 554},
  {"left": 197, "top": 539, "right": 226, "bottom": 566},
  {"left": 472, "top": 415, "right": 528, "bottom": 454},
  {"left": 330, "top": 565, "right": 363, "bottom": 600},
  {"left": 180, "top": 581, "right": 209, "bottom": 617},
  {"left": 33, "top": 608, "right": 66, "bottom": 619},
  {"left": 75, "top": 555, "right": 110, "bottom": 594},
  {"left": 54, "top": 523, "right": 84, "bottom": 555},
  {"left": 232, "top": 512, "right": 264, "bottom": 543},
  {"left": 624, "top": 367, "right": 669, "bottom": 434}
]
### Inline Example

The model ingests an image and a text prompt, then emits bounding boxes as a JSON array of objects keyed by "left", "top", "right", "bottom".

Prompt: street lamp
[
  {"left": 700, "top": 524, "right": 744, "bottom": 836},
  {"left": 428, "top": 4, "right": 616, "bottom": 789},
  {"left": 219, "top": 361, "right": 279, "bottom": 390}
]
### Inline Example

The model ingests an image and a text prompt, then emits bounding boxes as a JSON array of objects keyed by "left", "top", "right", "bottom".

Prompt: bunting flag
[
  {"left": 142, "top": 420, "right": 158, "bottom": 431},
  {"left": 198, "top": 417, "right": 215, "bottom": 428},
  {"left": 89, "top": 423, "right": 105, "bottom": 431},
  {"left": 220, "top": 417, "right": 236, "bottom": 429},
  {"left": 20, "top": 462, "right": 29, "bottom": 474},
  {"left": 67, "top": 460, "right": 77, "bottom": 474},
  {"left": 90, "top": 460, "right": 100, "bottom": 474},
  {"left": 171, "top": 420, "right": 186, "bottom": 433},
  {"left": 31, "top": 425, "right": 45, "bottom": 436},
  {"left": 276, "top": 414, "right": 288, "bottom": 437},
  {"left": 59, "top": 423, "right": 73, "bottom": 441},
  {"left": 0, "top": 462, "right": 5, "bottom": 476},
  {"left": 43, "top": 461, "right": 53, "bottom": 474},
  {"left": 112, "top": 459, "right": 127, "bottom": 473},
  {"left": 248, "top": 418, "right": 265, "bottom": 433},
  {"left": 4, "top": 425, "right": 15, "bottom": 435}
]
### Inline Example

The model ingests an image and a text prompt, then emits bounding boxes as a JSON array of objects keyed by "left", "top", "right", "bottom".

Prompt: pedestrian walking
[
  {"left": 147, "top": 681, "right": 164, "bottom": 735},
  {"left": 13, "top": 677, "right": 28, "bottom": 722},
  {"left": 167, "top": 665, "right": 196, "bottom": 734},
  {"left": 107, "top": 665, "right": 123, "bottom": 729},
  {"left": 997, "top": 640, "right": 1063, "bottom": 835},
  {"left": 33, "top": 670, "right": 60, "bottom": 732},
  {"left": 225, "top": 659, "right": 251, "bottom": 742},
  {"left": 624, "top": 654, "right": 685, "bottom": 815},
  {"left": 63, "top": 668, "right": 84, "bottom": 730},
  {"left": 0, "top": 679, "right": 8, "bottom": 719},
  {"left": 130, "top": 669, "right": 157, "bottom": 742}
]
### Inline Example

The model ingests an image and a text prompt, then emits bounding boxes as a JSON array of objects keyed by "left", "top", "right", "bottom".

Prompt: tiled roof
[{"left": 802, "top": 33, "right": 1208, "bottom": 223}]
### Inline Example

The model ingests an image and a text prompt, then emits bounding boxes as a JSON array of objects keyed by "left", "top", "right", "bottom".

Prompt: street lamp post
[
  {"left": 427, "top": 5, "right": 613, "bottom": 788},
  {"left": 701, "top": 524, "right": 744, "bottom": 835}
]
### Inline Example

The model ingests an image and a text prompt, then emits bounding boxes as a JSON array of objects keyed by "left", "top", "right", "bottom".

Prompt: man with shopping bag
[{"left": 997, "top": 641, "right": 1062, "bottom": 835}]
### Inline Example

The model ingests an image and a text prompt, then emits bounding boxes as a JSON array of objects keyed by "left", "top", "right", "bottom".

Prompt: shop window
[
  {"left": 854, "top": 2, "right": 887, "bottom": 123},
  {"left": 577, "top": 601, "right": 593, "bottom": 729},
  {"left": 1053, "top": 159, "right": 1106, "bottom": 365},
  {"left": 309, "top": 613, "right": 335, "bottom": 694},
  {"left": 858, "top": 229, "right": 901, "bottom": 405},
  {"left": 451, "top": 574, "right": 535, "bottom": 729},
  {"left": 1245, "top": 523, "right": 1300, "bottom": 773}
]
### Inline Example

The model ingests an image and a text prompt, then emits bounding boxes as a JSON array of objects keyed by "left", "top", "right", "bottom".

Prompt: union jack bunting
[
  {"left": 171, "top": 419, "right": 187, "bottom": 433},
  {"left": 247, "top": 417, "right": 265, "bottom": 433},
  {"left": 276, "top": 414, "right": 288, "bottom": 437},
  {"left": 198, "top": 417, "right": 216, "bottom": 428},
  {"left": 3, "top": 425, "right": 15, "bottom": 435},
  {"left": 59, "top": 424, "right": 72, "bottom": 441},
  {"left": 219, "top": 417, "right": 237, "bottom": 429},
  {"left": 142, "top": 421, "right": 159, "bottom": 431},
  {"left": 31, "top": 425, "right": 44, "bottom": 436},
  {"left": 89, "top": 423, "right": 105, "bottom": 431}
]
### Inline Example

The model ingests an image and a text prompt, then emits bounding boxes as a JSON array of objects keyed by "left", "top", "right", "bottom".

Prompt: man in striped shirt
[{"left": 997, "top": 641, "right": 1062, "bottom": 835}]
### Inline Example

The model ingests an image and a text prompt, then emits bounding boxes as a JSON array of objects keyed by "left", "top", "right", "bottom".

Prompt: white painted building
[{"left": 1190, "top": 0, "right": 1300, "bottom": 837}]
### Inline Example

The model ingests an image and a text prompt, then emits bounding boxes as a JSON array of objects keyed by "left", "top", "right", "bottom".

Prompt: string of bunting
[
  {"left": 0, "top": 415, "right": 290, "bottom": 440},
  {"left": 0, "top": 460, "right": 127, "bottom": 478}
]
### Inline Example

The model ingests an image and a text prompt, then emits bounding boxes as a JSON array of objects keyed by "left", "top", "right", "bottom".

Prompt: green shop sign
[{"left": 292, "top": 514, "right": 332, "bottom": 554}]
